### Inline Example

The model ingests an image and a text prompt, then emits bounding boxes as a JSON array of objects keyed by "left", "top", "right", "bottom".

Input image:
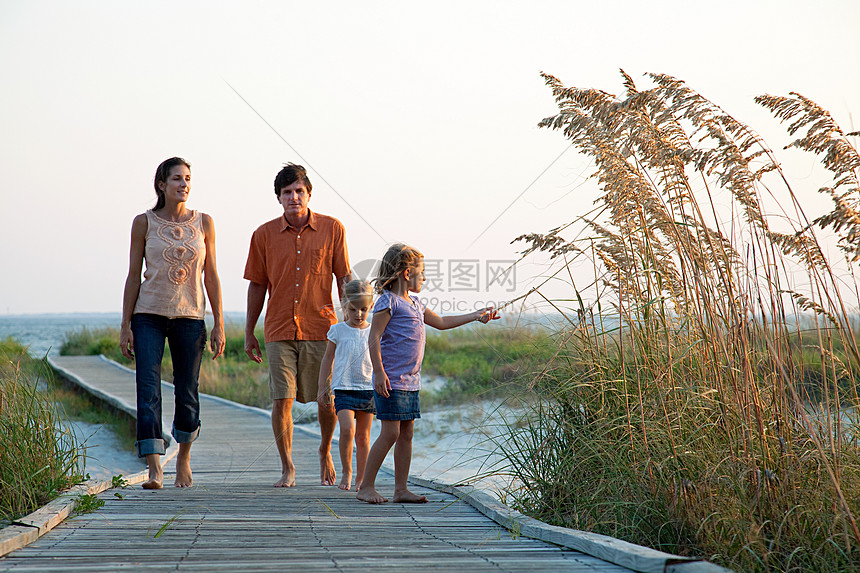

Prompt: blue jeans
[{"left": 131, "top": 313, "right": 205, "bottom": 457}]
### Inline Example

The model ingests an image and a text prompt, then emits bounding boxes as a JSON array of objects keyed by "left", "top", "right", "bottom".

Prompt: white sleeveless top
[
  {"left": 134, "top": 210, "right": 206, "bottom": 319},
  {"left": 326, "top": 322, "right": 373, "bottom": 391}
]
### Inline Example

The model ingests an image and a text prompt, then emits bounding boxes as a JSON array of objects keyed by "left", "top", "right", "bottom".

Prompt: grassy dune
[
  {"left": 496, "top": 71, "right": 860, "bottom": 572},
  {"left": 60, "top": 320, "right": 553, "bottom": 409},
  {"left": 0, "top": 339, "right": 84, "bottom": 523}
]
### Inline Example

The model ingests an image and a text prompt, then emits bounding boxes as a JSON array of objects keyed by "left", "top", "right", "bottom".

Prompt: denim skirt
[
  {"left": 334, "top": 390, "right": 376, "bottom": 414},
  {"left": 373, "top": 389, "right": 420, "bottom": 421}
]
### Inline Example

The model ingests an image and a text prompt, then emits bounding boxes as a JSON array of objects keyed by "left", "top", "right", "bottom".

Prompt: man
[{"left": 244, "top": 163, "right": 352, "bottom": 487}]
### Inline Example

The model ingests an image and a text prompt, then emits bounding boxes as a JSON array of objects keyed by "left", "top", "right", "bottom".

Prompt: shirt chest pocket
[{"left": 311, "top": 249, "right": 327, "bottom": 275}]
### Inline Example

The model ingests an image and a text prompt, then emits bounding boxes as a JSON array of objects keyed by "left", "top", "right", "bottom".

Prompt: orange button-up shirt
[{"left": 244, "top": 211, "right": 350, "bottom": 342}]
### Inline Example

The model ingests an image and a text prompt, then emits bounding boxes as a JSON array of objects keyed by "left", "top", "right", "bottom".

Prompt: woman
[{"left": 120, "top": 157, "right": 225, "bottom": 489}]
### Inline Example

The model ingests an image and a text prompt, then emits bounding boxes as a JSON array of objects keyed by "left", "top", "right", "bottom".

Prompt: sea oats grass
[
  {"left": 499, "top": 71, "right": 860, "bottom": 572},
  {"left": 423, "top": 322, "right": 556, "bottom": 405},
  {"left": 0, "top": 339, "right": 84, "bottom": 523}
]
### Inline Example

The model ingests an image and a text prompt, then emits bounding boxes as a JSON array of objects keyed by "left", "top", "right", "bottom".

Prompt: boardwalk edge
[
  {"left": 35, "top": 355, "right": 733, "bottom": 572},
  {"left": 407, "top": 476, "right": 734, "bottom": 573},
  {"left": 2, "top": 355, "right": 180, "bottom": 558},
  {"left": 0, "top": 443, "right": 179, "bottom": 558}
]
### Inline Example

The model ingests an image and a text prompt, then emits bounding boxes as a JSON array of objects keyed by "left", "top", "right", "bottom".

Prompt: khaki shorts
[{"left": 266, "top": 340, "right": 329, "bottom": 403}]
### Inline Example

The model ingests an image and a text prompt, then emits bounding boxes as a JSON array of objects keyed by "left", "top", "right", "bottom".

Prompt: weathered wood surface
[{"left": 0, "top": 356, "right": 728, "bottom": 572}]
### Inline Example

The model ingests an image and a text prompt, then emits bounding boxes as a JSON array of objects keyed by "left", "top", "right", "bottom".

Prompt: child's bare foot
[
  {"left": 320, "top": 448, "right": 336, "bottom": 486},
  {"left": 356, "top": 485, "right": 388, "bottom": 504},
  {"left": 174, "top": 457, "right": 193, "bottom": 488},
  {"left": 274, "top": 464, "right": 296, "bottom": 487},
  {"left": 392, "top": 489, "right": 428, "bottom": 503},
  {"left": 338, "top": 473, "right": 353, "bottom": 491}
]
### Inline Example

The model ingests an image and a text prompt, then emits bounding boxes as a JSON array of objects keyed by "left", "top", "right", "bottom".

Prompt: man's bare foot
[
  {"left": 338, "top": 473, "right": 353, "bottom": 491},
  {"left": 174, "top": 457, "right": 193, "bottom": 488},
  {"left": 392, "top": 489, "right": 428, "bottom": 503},
  {"left": 274, "top": 466, "right": 296, "bottom": 487},
  {"left": 356, "top": 486, "right": 388, "bottom": 504},
  {"left": 320, "top": 448, "right": 336, "bottom": 486}
]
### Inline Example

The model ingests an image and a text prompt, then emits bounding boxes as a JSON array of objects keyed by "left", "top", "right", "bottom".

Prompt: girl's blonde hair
[
  {"left": 373, "top": 243, "right": 424, "bottom": 293},
  {"left": 340, "top": 279, "right": 374, "bottom": 307}
]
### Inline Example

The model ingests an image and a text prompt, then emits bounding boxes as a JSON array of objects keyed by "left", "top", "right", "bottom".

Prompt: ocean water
[
  {"left": 0, "top": 312, "right": 247, "bottom": 357},
  {"left": 0, "top": 313, "right": 123, "bottom": 357}
]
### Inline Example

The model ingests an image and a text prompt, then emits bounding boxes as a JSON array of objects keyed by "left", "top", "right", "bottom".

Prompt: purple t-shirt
[{"left": 373, "top": 291, "right": 426, "bottom": 391}]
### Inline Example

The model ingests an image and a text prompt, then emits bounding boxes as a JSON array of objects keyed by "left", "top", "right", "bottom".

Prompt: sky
[{"left": 1, "top": 0, "right": 858, "bottom": 316}]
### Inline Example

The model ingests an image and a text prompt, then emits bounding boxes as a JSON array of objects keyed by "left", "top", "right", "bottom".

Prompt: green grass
[
  {"left": 60, "top": 327, "right": 127, "bottom": 362},
  {"left": 0, "top": 338, "right": 84, "bottom": 524},
  {"left": 59, "top": 322, "right": 550, "bottom": 409},
  {"left": 423, "top": 323, "right": 556, "bottom": 405},
  {"left": 61, "top": 323, "right": 272, "bottom": 408}
]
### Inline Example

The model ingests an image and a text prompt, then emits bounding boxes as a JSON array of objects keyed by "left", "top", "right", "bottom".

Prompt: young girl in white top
[
  {"left": 317, "top": 280, "right": 375, "bottom": 491},
  {"left": 356, "top": 244, "right": 499, "bottom": 504}
]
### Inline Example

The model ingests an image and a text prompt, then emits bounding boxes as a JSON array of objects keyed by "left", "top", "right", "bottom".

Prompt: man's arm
[
  {"left": 335, "top": 273, "right": 354, "bottom": 301},
  {"left": 330, "top": 218, "right": 352, "bottom": 301},
  {"left": 245, "top": 281, "right": 267, "bottom": 363}
]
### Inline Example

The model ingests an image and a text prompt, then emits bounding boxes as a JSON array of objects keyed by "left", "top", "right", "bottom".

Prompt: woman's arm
[
  {"left": 120, "top": 214, "right": 147, "bottom": 359},
  {"left": 423, "top": 307, "right": 499, "bottom": 330},
  {"left": 368, "top": 309, "right": 392, "bottom": 397},
  {"left": 317, "top": 341, "right": 336, "bottom": 407},
  {"left": 202, "top": 214, "right": 225, "bottom": 359}
]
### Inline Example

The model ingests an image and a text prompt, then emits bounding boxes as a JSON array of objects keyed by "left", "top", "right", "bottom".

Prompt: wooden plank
[{"left": 0, "top": 355, "right": 735, "bottom": 572}]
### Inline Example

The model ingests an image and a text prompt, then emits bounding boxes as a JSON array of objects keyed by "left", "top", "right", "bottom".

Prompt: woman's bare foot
[
  {"left": 356, "top": 485, "right": 388, "bottom": 504},
  {"left": 174, "top": 443, "right": 193, "bottom": 487},
  {"left": 142, "top": 454, "right": 163, "bottom": 489},
  {"left": 274, "top": 463, "right": 296, "bottom": 487},
  {"left": 174, "top": 458, "right": 193, "bottom": 488},
  {"left": 142, "top": 477, "right": 163, "bottom": 490},
  {"left": 392, "top": 489, "right": 428, "bottom": 503},
  {"left": 320, "top": 448, "right": 336, "bottom": 486},
  {"left": 338, "top": 472, "right": 353, "bottom": 491}
]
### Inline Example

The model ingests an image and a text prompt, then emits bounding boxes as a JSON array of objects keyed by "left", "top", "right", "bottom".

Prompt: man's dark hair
[{"left": 274, "top": 163, "right": 312, "bottom": 196}]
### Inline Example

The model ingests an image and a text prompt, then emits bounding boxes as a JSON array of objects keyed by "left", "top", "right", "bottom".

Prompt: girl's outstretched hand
[
  {"left": 374, "top": 371, "right": 392, "bottom": 397},
  {"left": 476, "top": 307, "right": 500, "bottom": 324}
]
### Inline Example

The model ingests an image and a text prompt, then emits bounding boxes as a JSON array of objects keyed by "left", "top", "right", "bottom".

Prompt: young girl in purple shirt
[{"left": 356, "top": 244, "right": 499, "bottom": 504}]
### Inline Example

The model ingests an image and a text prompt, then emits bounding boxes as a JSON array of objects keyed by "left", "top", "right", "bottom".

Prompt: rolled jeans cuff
[
  {"left": 136, "top": 438, "right": 167, "bottom": 458},
  {"left": 172, "top": 422, "right": 200, "bottom": 444}
]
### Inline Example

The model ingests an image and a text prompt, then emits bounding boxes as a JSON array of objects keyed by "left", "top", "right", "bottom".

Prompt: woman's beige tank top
[{"left": 134, "top": 210, "right": 206, "bottom": 319}]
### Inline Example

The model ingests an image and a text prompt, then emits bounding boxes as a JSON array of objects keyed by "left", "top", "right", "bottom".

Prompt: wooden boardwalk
[{"left": 1, "top": 356, "right": 726, "bottom": 572}]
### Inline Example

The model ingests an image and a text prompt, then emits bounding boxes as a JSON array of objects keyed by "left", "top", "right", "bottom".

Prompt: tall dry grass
[
  {"left": 498, "top": 71, "right": 860, "bottom": 572},
  {"left": 1, "top": 339, "right": 84, "bottom": 523}
]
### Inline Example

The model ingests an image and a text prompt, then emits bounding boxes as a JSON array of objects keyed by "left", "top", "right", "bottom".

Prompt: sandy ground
[{"left": 66, "top": 421, "right": 145, "bottom": 482}]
